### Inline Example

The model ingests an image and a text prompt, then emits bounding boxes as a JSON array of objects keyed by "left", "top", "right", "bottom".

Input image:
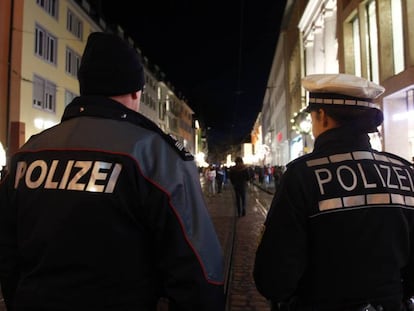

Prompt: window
[
  {"left": 33, "top": 76, "right": 44, "bottom": 109},
  {"left": 36, "top": 0, "right": 58, "bottom": 18},
  {"left": 159, "top": 100, "right": 165, "bottom": 120},
  {"left": 352, "top": 17, "right": 361, "bottom": 77},
  {"left": 366, "top": 0, "right": 379, "bottom": 83},
  {"left": 67, "top": 9, "right": 83, "bottom": 39},
  {"left": 391, "top": 0, "right": 404, "bottom": 74},
  {"left": 65, "top": 90, "right": 77, "bottom": 107},
  {"left": 35, "top": 25, "right": 57, "bottom": 65},
  {"left": 65, "top": 47, "right": 81, "bottom": 76},
  {"left": 33, "top": 75, "right": 56, "bottom": 113}
]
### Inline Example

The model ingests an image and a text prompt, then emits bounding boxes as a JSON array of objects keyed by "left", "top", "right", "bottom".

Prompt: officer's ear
[
  {"left": 319, "top": 108, "right": 340, "bottom": 129},
  {"left": 319, "top": 109, "right": 329, "bottom": 128},
  {"left": 313, "top": 108, "right": 324, "bottom": 120}
]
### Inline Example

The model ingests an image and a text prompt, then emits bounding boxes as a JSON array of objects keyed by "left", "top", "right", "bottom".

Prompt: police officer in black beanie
[
  {"left": 0, "top": 32, "right": 225, "bottom": 310},
  {"left": 254, "top": 73, "right": 414, "bottom": 311}
]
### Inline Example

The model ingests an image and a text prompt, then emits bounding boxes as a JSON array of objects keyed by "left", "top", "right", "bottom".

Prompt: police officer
[
  {"left": 253, "top": 73, "right": 414, "bottom": 311},
  {"left": 0, "top": 32, "right": 225, "bottom": 310}
]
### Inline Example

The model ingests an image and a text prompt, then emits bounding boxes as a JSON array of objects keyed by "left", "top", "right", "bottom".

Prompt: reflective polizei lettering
[
  {"left": 14, "top": 160, "right": 122, "bottom": 193},
  {"left": 306, "top": 151, "right": 414, "bottom": 214}
]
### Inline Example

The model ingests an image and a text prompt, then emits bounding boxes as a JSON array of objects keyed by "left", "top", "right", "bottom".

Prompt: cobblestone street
[{"left": 204, "top": 179, "right": 274, "bottom": 311}]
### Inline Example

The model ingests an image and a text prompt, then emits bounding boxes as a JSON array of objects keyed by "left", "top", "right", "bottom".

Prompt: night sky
[{"left": 95, "top": 0, "right": 287, "bottom": 155}]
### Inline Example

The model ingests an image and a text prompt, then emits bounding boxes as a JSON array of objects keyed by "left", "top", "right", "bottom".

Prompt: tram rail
[{"left": 223, "top": 182, "right": 274, "bottom": 310}]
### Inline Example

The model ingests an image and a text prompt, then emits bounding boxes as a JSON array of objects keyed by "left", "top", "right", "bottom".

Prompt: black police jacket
[
  {"left": 254, "top": 126, "right": 414, "bottom": 310},
  {"left": 0, "top": 96, "right": 225, "bottom": 310}
]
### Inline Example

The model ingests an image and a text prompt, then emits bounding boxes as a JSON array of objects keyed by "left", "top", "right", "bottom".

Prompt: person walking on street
[
  {"left": 215, "top": 165, "right": 225, "bottom": 194},
  {"left": 272, "top": 165, "right": 283, "bottom": 192},
  {"left": 205, "top": 165, "right": 217, "bottom": 196},
  {"left": 254, "top": 73, "right": 414, "bottom": 311},
  {"left": 229, "top": 156, "right": 250, "bottom": 217},
  {"left": 0, "top": 32, "right": 225, "bottom": 311}
]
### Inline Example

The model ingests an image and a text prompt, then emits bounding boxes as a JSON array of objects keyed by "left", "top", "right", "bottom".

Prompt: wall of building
[
  {"left": 262, "top": 0, "right": 414, "bottom": 164},
  {"left": 1, "top": 0, "right": 196, "bottom": 164},
  {"left": 7, "top": 0, "right": 24, "bottom": 156},
  {"left": 338, "top": 0, "right": 414, "bottom": 161},
  {"left": 0, "top": 0, "right": 13, "bottom": 151}
]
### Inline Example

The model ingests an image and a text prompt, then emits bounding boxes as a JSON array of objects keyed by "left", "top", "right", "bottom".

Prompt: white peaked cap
[
  {"left": 301, "top": 73, "right": 385, "bottom": 132},
  {"left": 302, "top": 73, "right": 385, "bottom": 100}
]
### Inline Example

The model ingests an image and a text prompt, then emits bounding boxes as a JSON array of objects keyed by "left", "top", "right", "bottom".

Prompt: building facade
[
  {"left": 0, "top": 0, "right": 196, "bottom": 171},
  {"left": 261, "top": 31, "right": 290, "bottom": 166},
  {"left": 261, "top": 0, "right": 414, "bottom": 165},
  {"left": 0, "top": 0, "right": 14, "bottom": 168}
]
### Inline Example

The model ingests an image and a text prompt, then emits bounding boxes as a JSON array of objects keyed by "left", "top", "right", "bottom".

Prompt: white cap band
[{"left": 308, "top": 96, "right": 380, "bottom": 109}]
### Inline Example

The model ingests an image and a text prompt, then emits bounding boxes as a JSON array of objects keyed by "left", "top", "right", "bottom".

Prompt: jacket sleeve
[
  {"left": 0, "top": 174, "right": 19, "bottom": 311},
  {"left": 253, "top": 167, "right": 308, "bottom": 303},
  {"left": 139, "top": 151, "right": 225, "bottom": 311}
]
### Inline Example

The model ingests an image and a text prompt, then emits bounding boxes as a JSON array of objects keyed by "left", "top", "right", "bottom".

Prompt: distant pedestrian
[
  {"left": 0, "top": 32, "right": 225, "bottom": 311},
  {"left": 229, "top": 157, "right": 250, "bottom": 217},
  {"left": 272, "top": 165, "right": 283, "bottom": 191},
  {"left": 248, "top": 166, "right": 255, "bottom": 183},
  {"left": 254, "top": 73, "right": 414, "bottom": 311},
  {"left": 216, "top": 165, "right": 225, "bottom": 193},
  {"left": 264, "top": 164, "right": 272, "bottom": 186},
  {"left": 257, "top": 166, "right": 265, "bottom": 184},
  {"left": 205, "top": 165, "right": 217, "bottom": 196}
]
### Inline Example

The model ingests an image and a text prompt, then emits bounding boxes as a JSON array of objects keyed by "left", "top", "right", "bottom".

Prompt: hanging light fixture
[{"left": 291, "top": 108, "right": 312, "bottom": 134}]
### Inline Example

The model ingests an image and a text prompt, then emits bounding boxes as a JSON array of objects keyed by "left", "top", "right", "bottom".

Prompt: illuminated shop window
[
  {"left": 352, "top": 17, "right": 361, "bottom": 77},
  {"left": 366, "top": 0, "right": 379, "bottom": 83},
  {"left": 391, "top": 0, "right": 404, "bottom": 74}
]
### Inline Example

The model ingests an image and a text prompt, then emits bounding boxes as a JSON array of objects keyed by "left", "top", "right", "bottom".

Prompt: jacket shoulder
[
  {"left": 286, "top": 152, "right": 315, "bottom": 169},
  {"left": 376, "top": 150, "right": 413, "bottom": 167},
  {"left": 161, "top": 133, "right": 194, "bottom": 161}
]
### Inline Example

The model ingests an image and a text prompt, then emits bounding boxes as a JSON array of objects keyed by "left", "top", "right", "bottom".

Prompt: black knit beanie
[{"left": 78, "top": 32, "right": 145, "bottom": 96}]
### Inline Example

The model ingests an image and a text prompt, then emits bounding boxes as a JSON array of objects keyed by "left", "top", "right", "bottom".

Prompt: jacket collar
[{"left": 313, "top": 126, "right": 372, "bottom": 153}]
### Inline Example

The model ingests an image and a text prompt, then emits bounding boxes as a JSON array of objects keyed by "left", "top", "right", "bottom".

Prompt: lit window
[
  {"left": 391, "top": 0, "right": 404, "bottom": 74},
  {"left": 366, "top": 0, "right": 379, "bottom": 83},
  {"left": 352, "top": 17, "right": 361, "bottom": 77}
]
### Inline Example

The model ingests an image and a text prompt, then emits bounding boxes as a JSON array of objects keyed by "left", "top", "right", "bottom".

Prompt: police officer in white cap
[{"left": 254, "top": 73, "right": 414, "bottom": 311}]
